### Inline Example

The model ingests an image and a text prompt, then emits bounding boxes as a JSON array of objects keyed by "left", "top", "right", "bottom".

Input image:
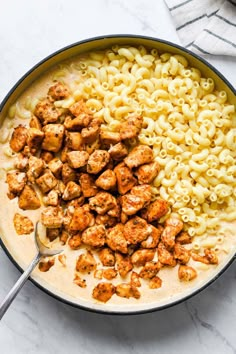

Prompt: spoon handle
[{"left": 0, "top": 253, "right": 41, "bottom": 320}]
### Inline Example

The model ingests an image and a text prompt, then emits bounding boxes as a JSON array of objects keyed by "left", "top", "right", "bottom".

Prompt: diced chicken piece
[
  {"left": 161, "top": 218, "right": 184, "bottom": 250},
  {"left": 176, "top": 231, "right": 192, "bottom": 245},
  {"left": 102, "top": 268, "right": 117, "bottom": 280},
  {"left": 14, "top": 153, "right": 29, "bottom": 171},
  {"left": 100, "top": 131, "right": 121, "bottom": 145},
  {"left": 87, "top": 150, "right": 110, "bottom": 174},
  {"left": 89, "top": 191, "right": 117, "bottom": 215},
  {"left": 69, "top": 206, "right": 93, "bottom": 231},
  {"left": 178, "top": 265, "right": 197, "bottom": 281},
  {"left": 135, "top": 161, "right": 160, "bottom": 184},
  {"left": 92, "top": 282, "right": 115, "bottom": 303},
  {"left": 61, "top": 163, "right": 76, "bottom": 185},
  {"left": 141, "top": 225, "right": 162, "bottom": 249},
  {"left": 204, "top": 248, "right": 218, "bottom": 264},
  {"left": 115, "top": 253, "right": 133, "bottom": 277},
  {"left": 82, "top": 225, "right": 106, "bottom": 248},
  {"left": 76, "top": 251, "right": 97, "bottom": 273},
  {"left": 62, "top": 181, "right": 82, "bottom": 201},
  {"left": 94, "top": 269, "right": 103, "bottom": 280},
  {"left": 121, "top": 185, "right": 151, "bottom": 216},
  {"left": 120, "top": 114, "right": 143, "bottom": 140},
  {"left": 36, "top": 170, "right": 58, "bottom": 193},
  {"left": 98, "top": 248, "right": 115, "bottom": 267},
  {"left": 18, "top": 185, "right": 41, "bottom": 210},
  {"left": 108, "top": 142, "right": 128, "bottom": 161},
  {"left": 124, "top": 216, "right": 152, "bottom": 245},
  {"left": 114, "top": 162, "right": 136, "bottom": 195},
  {"left": 39, "top": 258, "right": 55, "bottom": 272},
  {"left": 61, "top": 146, "right": 71, "bottom": 163},
  {"left": 40, "top": 150, "right": 54, "bottom": 163},
  {"left": 149, "top": 276, "right": 162, "bottom": 289},
  {"left": 64, "top": 114, "right": 92, "bottom": 131},
  {"left": 107, "top": 201, "right": 121, "bottom": 218},
  {"left": 48, "top": 82, "right": 70, "bottom": 100},
  {"left": 78, "top": 173, "right": 98, "bottom": 198},
  {"left": 26, "top": 128, "right": 44, "bottom": 154},
  {"left": 106, "top": 224, "right": 128, "bottom": 254},
  {"left": 67, "top": 196, "right": 85, "bottom": 209},
  {"left": 131, "top": 184, "right": 152, "bottom": 205},
  {"left": 42, "top": 124, "right": 65, "bottom": 152},
  {"left": 121, "top": 211, "right": 128, "bottom": 224},
  {"left": 139, "top": 261, "right": 162, "bottom": 279},
  {"left": 44, "top": 190, "right": 59, "bottom": 206},
  {"left": 6, "top": 171, "right": 27, "bottom": 195},
  {"left": 145, "top": 198, "right": 169, "bottom": 222},
  {"left": 41, "top": 206, "right": 63, "bottom": 228},
  {"left": 29, "top": 115, "right": 42, "bottom": 130},
  {"left": 27, "top": 156, "right": 45, "bottom": 183},
  {"left": 60, "top": 230, "right": 69, "bottom": 245},
  {"left": 68, "top": 234, "right": 82, "bottom": 250},
  {"left": 174, "top": 243, "right": 190, "bottom": 264},
  {"left": 116, "top": 284, "right": 141, "bottom": 299},
  {"left": 69, "top": 100, "right": 90, "bottom": 117},
  {"left": 157, "top": 242, "right": 176, "bottom": 267},
  {"left": 131, "top": 249, "right": 155, "bottom": 266},
  {"left": 95, "top": 169, "right": 116, "bottom": 191},
  {"left": 81, "top": 120, "right": 100, "bottom": 143},
  {"left": 96, "top": 214, "right": 117, "bottom": 228},
  {"left": 46, "top": 228, "right": 60, "bottom": 242},
  {"left": 131, "top": 271, "right": 141, "bottom": 288},
  {"left": 65, "top": 131, "right": 83, "bottom": 150},
  {"left": 191, "top": 252, "right": 209, "bottom": 264},
  {"left": 34, "top": 99, "right": 60, "bottom": 124},
  {"left": 58, "top": 254, "right": 67, "bottom": 267},
  {"left": 67, "top": 151, "right": 89, "bottom": 169},
  {"left": 124, "top": 145, "right": 153, "bottom": 169},
  {"left": 13, "top": 213, "right": 34, "bottom": 235},
  {"left": 73, "top": 274, "right": 86, "bottom": 288},
  {"left": 48, "top": 158, "right": 63, "bottom": 178},
  {"left": 9, "top": 125, "right": 28, "bottom": 152}
]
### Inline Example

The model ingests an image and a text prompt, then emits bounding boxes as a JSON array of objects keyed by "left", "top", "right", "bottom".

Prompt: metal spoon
[{"left": 0, "top": 222, "right": 62, "bottom": 320}]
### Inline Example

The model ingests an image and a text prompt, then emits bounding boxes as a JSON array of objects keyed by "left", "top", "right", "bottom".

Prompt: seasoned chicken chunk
[
  {"left": 69, "top": 100, "right": 90, "bottom": 117},
  {"left": 157, "top": 242, "right": 176, "bottom": 267},
  {"left": 124, "top": 145, "right": 153, "bottom": 169},
  {"left": 26, "top": 128, "right": 44, "bottom": 154},
  {"left": 34, "top": 99, "right": 60, "bottom": 125},
  {"left": 27, "top": 156, "right": 45, "bottom": 183},
  {"left": 98, "top": 248, "right": 115, "bottom": 267},
  {"left": 6, "top": 171, "right": 27, "bottom": 195},
  {"left": 13, "top": 213, "right": 34, "bottom": 235},
  {"left": 135, "top": 161, "right": 160, "bottom": 184},
  {"left": 61, "top": 163, "right": 76, "bottom": 185},
  {"left": 42, "top": 124, "right": 65, "bottom": 152},
  {"left": 76, "top": 251, "right": 97, "bottom": 273},
  {"left": 92, "top": 282, "right": 115, "bottom": 303},
  {"left": 115, "top": 253, "right": 133, "bottom": 277},
  {"left": 67, "top": 151, "right": 89, "bottom": 169},
  {"left": 124, "top": 216, "right": 152, "bottom": 244},
  {"left": 141, "top": 225, "right": 162, "bottom": 249},
  {"left": 14, "top": 153, "right": 29, "bottom": 171},
  {"left": 78, "top": 173, "right": 98, "bottom": 197},
  {"left": 82, "top": 224, "right": 106, "bottom": 248},
  {"left": 41, "top": 206, "right": 63, "bottom": 228},
  {"left": 96, "top": 214, "right": 117, "bottom": 228},
  {"left": 178, "top": 265, "right": 197, "bottom": 281},
  {"left": 130, "top": 271, "right": 141, "bottom": 288},
  {"left": 106, "top": 224, "right": 128, "bottom": 254},
  {"left": 39, "top": 258, "right": 55, "bottom": 272},
  {"left": 46, "top": 228, "right": 60, "bottom": 241},
  {"left": 204, "top": 248, "right": 218, "bottom": 264},
  {"left": 145, "top": 198, "right": 169, "bottom": 222},
  {"left": 176, "top": 231, "right": 192, "bottom": 245},
  {"left": 100, "top": 131, "right": 121, "bottom": 145},
  {"left": 87, "top": 150, "right": 110, "bottom": 174},
  {"left": 44, "top": 189, "right": 59, "bottom": 206},
  {"left": 68, "top": 234, "right": 82, "bottom": 250},
  {"left": 108, "top": 142, "right": 128, "bottom": 161},
  {"left": 69, "top": 206, "right": 93, "bottom": 231},
  {"left": 130, "top": 184, "right": 152, "bottom": 205},
  {"left": 36, "top": 170, "right": 58, "bottom": 193},
  {"left": 48, "top": 82, "right": 70, "bottom": 100},
  {"left": 60, "top": 230, "right": 69, "bottom": 245},
  {"left": 114, "top": 162, "right": 136, "bottom": 195},
  {"left": 9, "top": 125, "right": 28, "bottom": 152},
  {"left": 102, "top": 268, "right": 117, "bottom": 280},
  {"left": 81, "top": 121, "right": 100, "bottom": 143},
  {"left": 65, "top": 131, "right": 83, "bottom": 150},
  {"left": 116, "top": 284, "right": 141, "bottom": 299},
  {"left": 95, "top": 169, "right": 116, "bottom": 191},
  {"left": 89, "top": 191, "right": 117, "bottom": 215},
  {"left": 139, "top": 261, "right": 162, "bottom": 279},
  {"left": 29, "top": 115, "right": 42, "bottom": 130},
  {"left": 40, "top": 150, "right": 54, "bottom": 163},
  {"left": 161, "top": 218, "right": 184, "bottom": 250},
  {"left": 149, "top": 276, "right": 162, "bottom": 289},
  {"left": 62, "top": 181, "right": 82, "bottom": 201},
  {"left": 48, "top": 158, "right": 63, "bottom": 178},
  {"left": 18, "top": 185, "right": 41, "bottom": 210},
  {"left": 64, "top": 114, "right": 92, "bottom": 131},
  {"left": 174, "top": 243, "right": 190, "bottom": 264},
  {"left": 120, "top": 114, "right": 143, "bottom": 140},
  {"left": 73, "top": 274, "right": 86, "bottom": 288},
  {"left": 121, "top": 185, "right": 151, "bottom": 215},
  {"left": 131, "top": 249, "right": 155, "bottom": 266}
]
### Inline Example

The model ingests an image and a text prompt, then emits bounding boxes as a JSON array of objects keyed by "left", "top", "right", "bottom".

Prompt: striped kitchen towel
[{"left": 165, "top": 0, "right": 236, "bottom": 56}]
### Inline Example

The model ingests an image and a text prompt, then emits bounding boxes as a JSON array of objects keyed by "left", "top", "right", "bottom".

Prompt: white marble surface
[{"left": 0, "top": 0, "right": 235, "bottom": 353}]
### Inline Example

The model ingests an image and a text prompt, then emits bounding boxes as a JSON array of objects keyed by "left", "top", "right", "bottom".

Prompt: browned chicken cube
[
  {"left": 40, "top": 150, "right": 54, "bottom": 163},
  {"left": 178, "top": 265, "right": 197, "bottom": 281},
  {"left": 130, "top": 184, "right": 152, "bottom": 205},
  {"left": 141, "top": 225, "right": 162, "bottom": 249},
  {"left": 174, "top": 243, "right": 190, "bottom": 264},
  {"left": 64, "top": 114, "right": 92, "bottom": 131},
  {"left": 36, "top": 170, "right": 58, "bottom": 193},
  {"left": 78, "top": 173, "right": 98, "bottom": 197},
  {"left": 145, "top": 198, "right": 169, "bottom": 222},
  {"left": 89, "top": 191, "right": 117, "bottom": 215},
  {"left": 157, "top": 242, "right": 176, "bottom": 267},
  {"left": 18, "top": 185, "right": 41, "bottom": 210},
  {"left": 107, "top": 202, "right": 121, "bottom": 218},
  {"left": 69, "top": 100, "right": 90, "bottom": 116},
  {"left": 124, "top": 216, "right": 152, "bottom": 244},
  {"left": 116, "top": 284, "right": 141, "bottom": 299},
  {"left": 131, "top": 271, "right": 141, "bottom": 288},
  {"left": 120, "top": 114, "right": 143, "bottom": 140},
  {"left": 65, "top": 131, "right": 83, "bottom": 150},
  {"left": 69, "top": 206, "right": 93, "bottom": 231},
  {"left": 44, "top": 189, "right": 59, "bottom": 206},
  {"left": 96, "top": 214, "right": 117, "bottom": 228},
  {"left": 191, "top": 252, "right": 210, "bottom": 265},
  {"left": 121, "top": 194, "right": 144, "bottom": 215},
  {"left": 114, "top": 162, "right": 136, "bottom": 195},
  {"left": 68, "top": 234, "right": 82, "bottom": 250},
  {"left": 61, "top": 163, "right": 76, "bottom": 185},
  {"left": 46, "top": 228, "right": 60, "bottom": 241},
  {"left": 95, "top": 169, "right": 116, "bottom": 191},
  {"left": 176, "top": 231, "right": 192, "bottom": 245},
  {"left": 81, "top": 121, "right": 100, "bottom": 143},
  {"left": 26, "top": 128, "right": 44, "bottom": 154},
  {"left": 29, "top": 115, "right": 42, "bottom": 130},
  {"left": 100, "top": 131, "right": 121, "bottom": 145},
  {"left": 27, "top": 156, "right": 45, "bottom": 183},
  {"left": 60, "top": 230, "right": 69, "bottom": 245},
  {"left": 161, "top": 218, "right": 184, "bottom": 250},
  {"left": 98, "top": 248, "right": 115, "bottom": 267},
  {"left": 81, "top": 224, "right": 106, "bottom": 248},
  {"left": 204, "top": 248, "right": 218, "bottom": 264},
  {"left": 13, "top": 213, "right": 34, "bottom": 235},
  {"left": 139, "top": 261, "right": 162, "bottom": 279},
  {"left": 149, "top": 276, "right": 162, "bottom": 289},
  {"left": 48, "top": 82, "right": 70, "bottom": 100},
  {"left": 108, "top": 142, "right": 128, "bottom": 161},
  {"left": 14, "top": 153, "right": 29, "bottom": 171},
  {"left": 62, "top": 181, "right": 82, "bottom": 201},
  {"left": 73, "top": 274, "right": 86, "bottom": 288},
  {"left": 76, "top": 251, "right": 97, "bottom": 273},
  {"left": 102, "top": 268, "right": 117, "bottom": 280},
  {"left": 87, "top": 150, "right": 110, "bottom": 174},
  {"left": 124, "top": 145, "right": 153, "bottom": 169},
  {"left": 106, "top": 224, "right": 128, "bottom": 254},
  {"left": 9, "top": 125, "right": 28, "bottom": 152},
  {"left": 42, "top": 124, "right": 65, "bottom": 152},
  {"left": 34, "top": 99, "right": 60, "bottom": 124},
  {"left": 115, "top": 253, "right": 133, "bottom": 277},
  {"left": 92, "top": 282, "right": 115, "bottom": 303},
  {"left": 67, "top": 151, "right": 89, "bottom": 169},
  {"left": 48, "top": 158, "right": 63, "bottom": 178},
  {"left": 41, "top": 206, "right": 63, "bottom": 228},
  {"left": 135, "top": 161, "right": 160, "bottom": 184},
  {"left": 39, "top": 258, "right": 55, "bottom": 272},
  {"left": 131, "top": 249, "right": 155, "bottom": 266},
  {"left": 6, "top": 171, "right": 27, "bottom": 195}
]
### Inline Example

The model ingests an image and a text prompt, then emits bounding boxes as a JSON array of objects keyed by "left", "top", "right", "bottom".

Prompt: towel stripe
[
  {"left": 215, "top": 14, "right": 236, "bottom": 27},
  {"left": 169, "top": 0, "right": 193, "bottom": 11},
  {"left": 204, "top": 29, "right": 236, "bottom": 48},
  {"left": 191, "top": 44, "right": 212, "bottom": 55},
  {"left": 228, "top": 0, "right": 236, "bottom": 6},
  {"left": 176, "top": 14, "right": 206, "bottom": 30}
]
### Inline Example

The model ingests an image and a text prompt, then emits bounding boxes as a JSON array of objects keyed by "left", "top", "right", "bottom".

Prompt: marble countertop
[{"left": 0, "top": 0, "right": 235, "bottom": 353}]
